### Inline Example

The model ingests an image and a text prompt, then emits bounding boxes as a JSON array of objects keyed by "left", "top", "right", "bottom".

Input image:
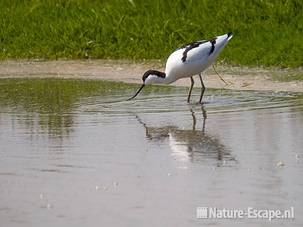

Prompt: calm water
[{"left": 0, "top": 79, "right": 303, "bottom": 227}]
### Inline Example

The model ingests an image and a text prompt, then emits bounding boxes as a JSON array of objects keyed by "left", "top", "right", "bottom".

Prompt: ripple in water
[{"left": 0, "top": 78, "right": 303, "bottom": 227}]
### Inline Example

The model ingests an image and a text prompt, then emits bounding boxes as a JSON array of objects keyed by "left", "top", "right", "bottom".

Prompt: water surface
[{"left": 0, "top": 79, "right": 302, "bottom": 226}]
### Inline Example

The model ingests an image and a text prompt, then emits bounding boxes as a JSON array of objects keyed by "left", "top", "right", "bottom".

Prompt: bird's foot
[
  {"left": 197, "top": 101, "right": 209, "bottom": 105},
  {"left": 187, "top": 101, "right": 208, "bottom": 105}
]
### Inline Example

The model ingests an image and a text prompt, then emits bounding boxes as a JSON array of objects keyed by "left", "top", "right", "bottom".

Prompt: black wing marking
[
  {"left": 209, "top": 38, "right": 216, "bottom": 55},
  {"left": 180, "top": 40, "right": 207, "bottom": 62},
  {"left": 180, "top": 37, "right": 217, "bottom": 62},
  {"left": 178, "top": 40, "right": 207, "bottom": 49}
]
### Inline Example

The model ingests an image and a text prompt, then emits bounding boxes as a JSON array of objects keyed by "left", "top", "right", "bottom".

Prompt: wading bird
[{"left": 128, "top": 32, "right": 233, "bottom": 103}]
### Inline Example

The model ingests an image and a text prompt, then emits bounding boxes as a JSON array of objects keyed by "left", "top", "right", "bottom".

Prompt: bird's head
[
  {"left": 127, "top": 70, "right": 166, "bottom": 100},
  {"left": 213, "top": 32, "right": 233, "bottom": 53}
]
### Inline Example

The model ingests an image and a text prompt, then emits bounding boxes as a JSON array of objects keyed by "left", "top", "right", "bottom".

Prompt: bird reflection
[{"left": 136, "top": 106, "right": 235, "bottom": 166}]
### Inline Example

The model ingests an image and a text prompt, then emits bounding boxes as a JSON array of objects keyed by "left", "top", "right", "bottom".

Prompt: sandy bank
[{"left": 0, "top": 60, "right": 302, "bottom": 92}]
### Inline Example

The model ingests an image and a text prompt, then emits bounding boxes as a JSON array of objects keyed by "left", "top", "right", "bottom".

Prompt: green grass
[{"left": 0, "top": 0, "right": 302, "bottom": 67}]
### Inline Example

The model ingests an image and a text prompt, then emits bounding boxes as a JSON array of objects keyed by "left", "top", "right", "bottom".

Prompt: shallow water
[{"left": 0, "top": 79, "right": 303, "bottom": 227}]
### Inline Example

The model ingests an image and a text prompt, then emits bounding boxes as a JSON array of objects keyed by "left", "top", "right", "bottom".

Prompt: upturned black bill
[{"left": 127, "top": 84, "right": 145, "bottom": 101}]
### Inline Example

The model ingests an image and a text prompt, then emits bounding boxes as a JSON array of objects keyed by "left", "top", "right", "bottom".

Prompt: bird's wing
[
  {"left": 181, "top": 40, "right": 215, "bottom": 63},
  {"left": 177, "top": 39, "right": 217, "bottom": 63}
]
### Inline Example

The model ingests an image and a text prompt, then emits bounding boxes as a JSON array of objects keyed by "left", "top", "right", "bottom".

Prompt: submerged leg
[
  {"left": 201, "top": 105, "right": 207, "bottom": 132},
  {"left": 187, "top": 76, "right": 194, "bottom": 103},
  {"left": 190, "top": 108, "right": 197, "bottom": 131},
  {"left": 198, "top": 73, "right": 205, "bottom": 103}
]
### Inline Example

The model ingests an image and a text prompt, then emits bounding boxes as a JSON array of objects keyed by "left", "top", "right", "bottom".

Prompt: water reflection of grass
[
  {"left": 0, "top": 78, "right": 135, "bottom": 137},
  {"left": 0, "top": 78, "right": 174, "bottom": 137},
  {"left": 0, "top": 78, "right": 132, "bottom": 110}
]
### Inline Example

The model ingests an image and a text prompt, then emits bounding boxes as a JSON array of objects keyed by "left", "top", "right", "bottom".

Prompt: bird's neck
[
  {"left": 147, "top": 70, "right": 174, "bottom": 84},
  {"left": 157, "top": 72, "right": 175, "bottom": 84},
  {"left": 153, "top": 76, "right": 172, "bottom": 84}
]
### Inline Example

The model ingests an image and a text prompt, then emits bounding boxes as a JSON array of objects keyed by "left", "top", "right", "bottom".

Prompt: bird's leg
[
  {"left": 187, "top": 76, "right": 194, "bottom": 103},
  {"left": 198, "top": 73, "right": 205, "bottom": 103},
  {"left": 201, "top": 105, "right": 207, "bottom": 132},
  {"left": 190, "top": 108, "right": 197, "bottom": 131}
]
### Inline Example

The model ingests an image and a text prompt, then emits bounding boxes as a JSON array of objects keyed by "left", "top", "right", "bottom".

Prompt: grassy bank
[{"left": 0, "top": 0, "right": 302, "bottom": 67}]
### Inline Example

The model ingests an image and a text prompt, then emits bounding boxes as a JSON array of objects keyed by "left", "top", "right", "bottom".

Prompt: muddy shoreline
[{"left": 0, "top": 60, "right": 302, "bottom": 92}]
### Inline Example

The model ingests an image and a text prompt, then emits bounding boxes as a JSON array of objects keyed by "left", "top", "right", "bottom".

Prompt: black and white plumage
[{"left": 128, "top": 32, "right": 233, "bottom": 103}]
